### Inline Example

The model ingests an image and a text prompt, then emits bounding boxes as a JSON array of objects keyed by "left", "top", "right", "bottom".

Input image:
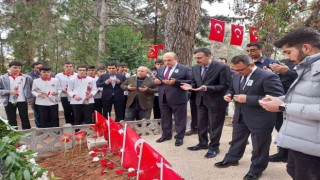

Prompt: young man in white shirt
[
  {"left": 68, "top": 65, "right": 97, "bottom": 125},
  {"left": 0, "top": 61, "right": 33, "bottom": 129},
  {"left": 32, "top": 66, "right": 61, "bottom": 128},
  {"left": 55, "top": 62, "right": 77, "bottom": 125}
]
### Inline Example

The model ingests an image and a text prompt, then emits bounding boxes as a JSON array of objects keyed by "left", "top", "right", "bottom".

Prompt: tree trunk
[
  {"left": 164, "top": 0, "right": 201, "bottom": 66},
  {"left": 98, "top": 0, "right": 108, "bottom": 57}
]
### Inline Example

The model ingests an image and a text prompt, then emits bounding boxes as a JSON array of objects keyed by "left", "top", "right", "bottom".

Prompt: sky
[{"left": 202, "top": 0, "right": 235, "bottom": 17}]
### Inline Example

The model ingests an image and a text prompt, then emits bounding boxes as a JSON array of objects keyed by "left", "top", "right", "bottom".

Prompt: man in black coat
[
  {"left": 214, "top": 55, "right": 284, "bottom": 180},
  {"left": 181, "top": 48, "right": 231, "bottom": 158},
  {"left": 96, "top": 62, "right": 126, "bottom": 122}
]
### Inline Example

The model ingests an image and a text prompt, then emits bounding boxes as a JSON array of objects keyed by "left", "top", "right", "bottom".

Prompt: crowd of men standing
[{"left": 0, "top": 27, "right": 319, "bottom": 180}]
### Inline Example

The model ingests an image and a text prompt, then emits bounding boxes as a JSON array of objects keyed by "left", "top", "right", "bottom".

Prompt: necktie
[
  {"left": 164, "top": 67, "right": 172, "bottom": 80},
  {"left": 240, "top": 76, "right": 247, "bottom": 90},
  {"left": 201, "top": 66, "right": 207, "bottom": 80}
]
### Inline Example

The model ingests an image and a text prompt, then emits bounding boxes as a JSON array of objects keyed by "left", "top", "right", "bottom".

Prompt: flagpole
[
  {"left": 121, "top": 123, "right": 127, "bottom": 167},
  {"left": 160, "top": 158, "right": 163, "bottom": 180},
  {"left": 137, "top": 141, "right": 144, "bottom": 180},
  {"left": 107, "top": 113, "right": 111, "bottom": 151},
  {"left": 94, "top": 110, "right": 98, "bottom": 137}
]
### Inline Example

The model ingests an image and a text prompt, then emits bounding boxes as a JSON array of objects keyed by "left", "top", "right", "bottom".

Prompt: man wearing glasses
[
  {"left": 246, "top": 42, "right": 276, "bottom": 69},
  {"left": 214, "top": 55, "right": 284, "bottom": 180},
  {"left": 96, "top": 62, "right": 126, "bottom": 121}
]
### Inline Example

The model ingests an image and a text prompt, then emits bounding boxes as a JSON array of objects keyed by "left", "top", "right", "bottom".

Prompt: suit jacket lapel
[
  {"left": 202, "top": 61, "right": 215, "bottom": 83},
  {"left": 170, "top": 64, "right": 179, "bottom": 79},
  {"left": 234, "top": 75, "right": 241, "bottom": 94},
  {"left": 243, "top": 69, "right": 261, "bottom": 93}
]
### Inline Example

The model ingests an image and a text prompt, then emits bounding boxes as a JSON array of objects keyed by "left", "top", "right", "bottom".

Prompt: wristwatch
[{"left": 279, "top": 103, "right": 287, "bottom": 112}]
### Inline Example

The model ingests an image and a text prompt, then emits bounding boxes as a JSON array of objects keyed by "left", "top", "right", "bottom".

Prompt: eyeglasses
[
  {"left": 108, "top": 68, "right": 116, "bottom": 69},
  {"left": 231, "top": 64, "right": 250, "bottom": 72}
]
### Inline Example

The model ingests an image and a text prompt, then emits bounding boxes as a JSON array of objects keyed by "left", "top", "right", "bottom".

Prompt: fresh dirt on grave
[{"left": 37, "top": 145, "right": 135, "bottom": 180}]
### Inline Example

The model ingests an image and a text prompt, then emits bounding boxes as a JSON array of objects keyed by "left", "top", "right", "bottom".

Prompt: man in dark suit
[
  {"left": 181, "top": 48, "right": 231, "bottom": 158},
  {"left": 27, "top": 62, "right": 43, "bottom": 128},
  {"left": 214, "top": 55, "right": 284, "bottom": 180},
  {"left": 154, "top": 52, "right": 192, "bottom": 146},
  {"left": 96, "top": 62, "right": 126, "bottom": 122},
  {"left": 121, "top": 66, "right": 158, "bottom": 121}
]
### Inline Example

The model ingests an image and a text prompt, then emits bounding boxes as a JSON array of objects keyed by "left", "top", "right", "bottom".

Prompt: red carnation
[
  {"left": 100, "top": 159, "right": 108, "bottom": 167},
  {"left": 60, "top": 134, "right": 72, "bottom": 143},
  {"left": 116, "top": 169, "right": 124, "bottom": 175},
  {"left": 107, "top": 162, "right": 114, "bottom": 169}
]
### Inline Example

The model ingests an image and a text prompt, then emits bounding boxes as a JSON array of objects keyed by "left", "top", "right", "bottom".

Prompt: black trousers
[
  {"left": 72, "top": 104, "right": 94, "bottom": 125},
  {"left": 189, "top": 92, "right": 198, "bottom": 131},
  {"left": 61, "top": 97, "right": 74, "bottom": 125},
  {"left": 160, "top": 95, "right": 187, "bottom": 140},
  {"left": 94, "top": 98, "right": 103, "bottom": 114},
  {"left": 197, "top": 98, "right": 226, "bottom": 150},
  {"left": 32, "top": 104, "right": 41, "bottom": 128},
  {"left": 102, "top": 96, "right": 124, "bottom": 122},
  {"left": 153, "top": 96, "right": 161, "bottom": 119},
  {"left": 37, "top": 105, "right": 59, "bottom": 128},
  {"left": 5, "top": 102, "right": 31, "bottom": 129},
  {"left": 224, "top": 115, "right": 273, "bottom": 175},
  {"left": 287, "top": 149, "right": 320, "bottom": 180},
  {"left": 123, "top": 95, "right": 127, "bottom": 119}
]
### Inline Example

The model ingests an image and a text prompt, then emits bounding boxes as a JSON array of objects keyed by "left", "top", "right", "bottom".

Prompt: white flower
[
  {"left": 29, "top": 158, "right": 36, "bottom": 164},
  {"left": 92, "top": 157, "right": 100, "bottom": 161},
  {"left": 88, "top": 151, "right": 95, "bottom": 155},
  {"left": 128, "top": 168, "right": 135, "bottom": 172}
]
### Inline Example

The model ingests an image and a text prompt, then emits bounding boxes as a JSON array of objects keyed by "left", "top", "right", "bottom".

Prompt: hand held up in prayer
[
  {"left": 224, "top": 94, "right": 233, "bottom": 102},
  {"left": 138, "top": 86, "right": 148, "bottom": 92},
  {"left": 180, "top": 83, "right": 192, "bottom": 91},
  {"left": 127, "top": 84, "right": 137, "bottom": 91},
  {"left": 233, "top": 94, "right": 247, "bottom": 103}
]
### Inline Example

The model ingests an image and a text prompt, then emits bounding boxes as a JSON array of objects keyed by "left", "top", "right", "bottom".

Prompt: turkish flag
[
  {"left": 108, "top": 117, "right": 124, "bottom": 154},
  {"left": 121, "top": 124, "right": 143, "bottom": 169},
  {"left": 91, "top": 111, "right": 108, "bottom": 138},
  {"left": 209, "top": 18, "right": 225, "bottom": 42},
  {"left": 162, "top": 161, "right": 183, "bottom": 180},
  {"left": 138, "top": 142, "right": 171, "bottom": 180},
  {"left": 249, "top": 27, "right": 259, "bottom": 42},
  {"left": 230, "top": 24, "right": 244, "bottom": 46},
  {"left": 147, "top": 44, "right": 164, "bottom": 59}
]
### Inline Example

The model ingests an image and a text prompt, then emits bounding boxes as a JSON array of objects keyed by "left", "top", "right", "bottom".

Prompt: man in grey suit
[
  {"left": 181, "top": 48, "right": 231, "bottom": 158},
  {"left": 154, "top": 52, "right": 192, "bottom": 146},
  {"left": 214, "top": 55, "right": 284, "bottom": 180}
]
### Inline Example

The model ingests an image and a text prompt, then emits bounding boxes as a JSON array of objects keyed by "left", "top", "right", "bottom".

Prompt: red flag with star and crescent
[
  {"left": 209, "top": 18, "right": 225, "bottom": 42},
  {"left": 249, "top": 27, "right": 259, "bottom": 42},
  {"left": 230, "top": 24, "right": 244, "bottom": 46}
]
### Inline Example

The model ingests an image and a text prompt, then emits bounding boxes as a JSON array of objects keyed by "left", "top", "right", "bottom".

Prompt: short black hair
[
  {"left": 8, "top": 61, "right": 23, "bottom": 67},
  {"left": 87, "top": 65, "right": 95, "bottom": 69},
  {"left": 150, "top": 67, "right": 157, "bottom": 71},
  {"left": 97, "top": 65, "right": 106, "bottom": 71},
  {"left": 118, "top": 62, "right": 127, "bottom": 67},
  {"left": 218, "top": 57, "right": 228, "bottom": 63},
  {"left": 246, "top": 42, "right": 263, "bottom": 49},
  {"left": 39, "top": 66, "right": 51, "bottom": 71},
  {"left": 77, "top": 65, "right": 88, "bottom": 70},
  {"left": 193, "top": 48, "right": 212, "bottom": 56},
  {"left": 63, "top": 61, "right": 73, "bottom": 65},
  {"left": 155, "top": 59, "right": 164, "bottom": 64},
  {"left": 31, "top": 62, "right": 42, "bottom": 68},
  {"left": 274, "top": 28, "right": 320, "bottom": 49},
  {"left": 230, "top": 55, "right": 252, "bottom": 65},
  {"left": 106, "top": 62, "right": 117, "bottom": 67}
]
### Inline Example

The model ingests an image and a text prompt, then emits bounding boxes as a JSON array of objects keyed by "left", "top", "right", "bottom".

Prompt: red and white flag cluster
[
  {"left": 93, "top": 111, "right": 184, "bottom": 179},
  {"left": 209, "top": 18, "right": 259, "bottom": 46},
  {"left": 147, "top": 44, "right": 164, "bottom": 59}
]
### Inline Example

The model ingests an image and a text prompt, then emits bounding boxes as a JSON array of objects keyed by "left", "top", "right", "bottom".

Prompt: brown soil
[{"left": 37, "top": 145, "right": 134, "bottom": 180}]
